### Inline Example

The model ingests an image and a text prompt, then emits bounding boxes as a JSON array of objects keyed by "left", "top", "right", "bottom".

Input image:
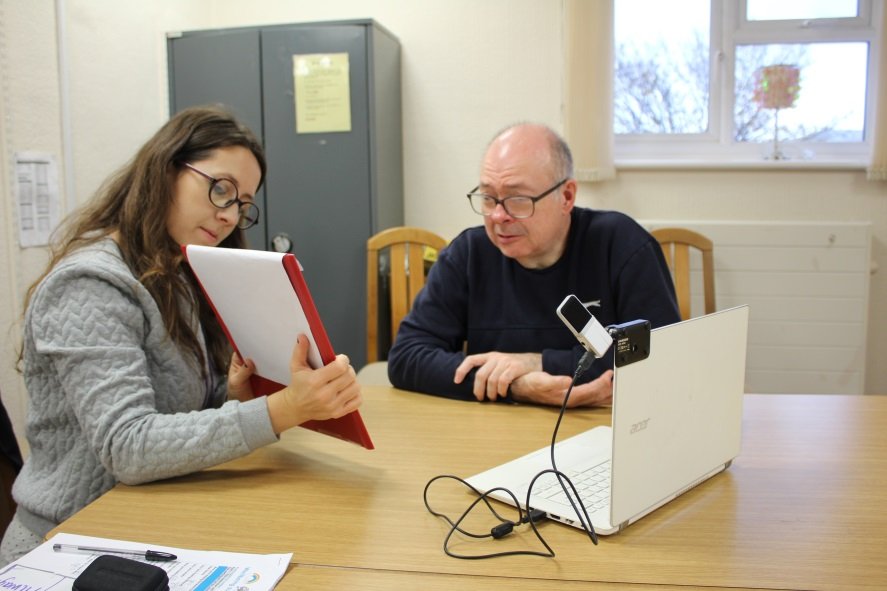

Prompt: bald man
[{"left": 388, "top": 123, "right": 680, "bottom": 407}]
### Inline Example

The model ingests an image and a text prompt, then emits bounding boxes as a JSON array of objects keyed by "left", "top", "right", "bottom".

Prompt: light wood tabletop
[
  {"left": 51, "top": 388, "right": 887, "bottom": 590},
  {"left": 280, "top": 564, "right": 767, "bottom": 591}
]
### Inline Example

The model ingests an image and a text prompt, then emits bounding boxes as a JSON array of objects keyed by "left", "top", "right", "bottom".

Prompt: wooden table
[{"left": 52, "top": 388, "right": 887, "bottom": 590}]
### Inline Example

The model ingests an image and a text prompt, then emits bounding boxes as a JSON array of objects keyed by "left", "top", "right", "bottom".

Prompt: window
[{"left": 614, "top": 0, "right": 880, "bottom": 165}]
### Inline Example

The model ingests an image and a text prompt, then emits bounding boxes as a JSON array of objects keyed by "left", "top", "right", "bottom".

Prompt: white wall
[{"left": 1, "top": 0, "right": 884, "bottom": 449}]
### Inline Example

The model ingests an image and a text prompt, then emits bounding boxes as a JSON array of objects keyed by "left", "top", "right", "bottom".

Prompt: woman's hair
[{"left": 21, "top": 105, "right": 267, "bottom": 376}]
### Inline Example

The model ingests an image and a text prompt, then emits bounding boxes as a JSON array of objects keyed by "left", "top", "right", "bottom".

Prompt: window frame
[{"left": 614, "top": 0, "right": 880, "bottom": 168}]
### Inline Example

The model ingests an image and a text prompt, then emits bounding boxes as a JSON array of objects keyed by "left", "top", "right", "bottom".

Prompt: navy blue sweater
[{"left": 387, "top": 208, "right": 680, "bottom": 401}]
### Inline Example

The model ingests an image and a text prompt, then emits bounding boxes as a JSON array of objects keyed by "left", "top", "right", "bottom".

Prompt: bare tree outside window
[
  {"left": 614, "top": 34, "right": 709, "bottom": 135},
  {"left": 616, "top": 39, "right": 866, "bottom": 143},
  {"left": 613, "top": 0, "right": 873, "bottom": 161}
]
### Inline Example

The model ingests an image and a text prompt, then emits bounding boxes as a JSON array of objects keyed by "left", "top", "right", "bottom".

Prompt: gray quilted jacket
[{"left": 12, "top": 238, "right": 277, "bottom": 536}]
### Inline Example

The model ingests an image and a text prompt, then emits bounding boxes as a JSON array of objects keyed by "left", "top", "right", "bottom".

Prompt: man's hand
[
  {"left": 453, "top": 352, "right": 542, "bottom": 402},
  {"left": 510, "top": 369, "right": 614, "bottom": 407}
]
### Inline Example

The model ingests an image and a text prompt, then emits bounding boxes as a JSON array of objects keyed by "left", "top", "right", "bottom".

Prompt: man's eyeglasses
[
  {"left": 182, "top": 162, "right": 260, "bottom": 230},
  {"left": 466, "top": 178, "right": 568, "bottom": 219}
]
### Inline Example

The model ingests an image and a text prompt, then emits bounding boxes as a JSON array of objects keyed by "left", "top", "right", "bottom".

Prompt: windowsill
[
  {"left": 608, "top": 143, "right": 871, "bottom": 173},
  {"left": 611, "top": 158, "right": 867, "bottom": 172}
]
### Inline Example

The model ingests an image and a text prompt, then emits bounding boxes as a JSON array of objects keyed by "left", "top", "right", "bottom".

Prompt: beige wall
[{"left": 1, "top": 0, "right": 884, "bottom": 448}]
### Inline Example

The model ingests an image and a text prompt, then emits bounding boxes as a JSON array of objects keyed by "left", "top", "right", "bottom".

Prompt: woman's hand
[
  {"left": 228, "top": 352, "right": 256, "bottom": 402},
  {"left": 266, "top": 334, "right": 363, "bottom": 434}
]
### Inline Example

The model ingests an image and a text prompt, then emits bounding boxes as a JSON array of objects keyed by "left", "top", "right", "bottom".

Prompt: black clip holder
[
  {"left": 609, "top": 319, "right": 651, "bottom": 367},
  {"left": 73, "top": 555, "right": 169, "bottom": 591}
]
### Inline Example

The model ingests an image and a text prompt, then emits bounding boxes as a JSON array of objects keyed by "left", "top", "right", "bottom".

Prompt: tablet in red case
[{"left": 183, "top": 244, "right": 373, "bottom": 449}]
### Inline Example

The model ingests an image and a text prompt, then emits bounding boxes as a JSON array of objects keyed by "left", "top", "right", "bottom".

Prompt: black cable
[
  {"left": 423, "top": 350, "right": 601, "bottom": 558},
  {"left": 546, "top": 350, "right": 599, "bottom": 545},
  {"left": 423, "top": 475, "right": 555, "bottom": 559}
]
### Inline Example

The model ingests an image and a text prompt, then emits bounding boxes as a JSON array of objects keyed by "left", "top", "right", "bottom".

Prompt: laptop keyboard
[{"left": 534, "top": 460, "right": 611, "bottom": 512}]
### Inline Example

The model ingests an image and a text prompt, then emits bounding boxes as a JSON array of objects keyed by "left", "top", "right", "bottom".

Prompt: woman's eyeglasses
[{"left": 182, "top": 162, "right": 260, "bottom": 230}]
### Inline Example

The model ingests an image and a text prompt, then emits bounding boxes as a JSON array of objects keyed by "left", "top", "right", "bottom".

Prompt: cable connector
[
  {"left": 522, "top": 509, "right": 547, "bottom": 524},
  {"left": 490, "top": 522, "right": 514, "bottom": 539},
  {"left": 491, "top": 508, "right": 547, "bottom": 539},
  {"left": 574, "top": 351, "right": 595, "bottom": 378}
]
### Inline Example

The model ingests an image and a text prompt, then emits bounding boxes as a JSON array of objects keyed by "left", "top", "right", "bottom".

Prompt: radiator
[{"left": 642, "top": 220, "right": 872, "bottom": 395}]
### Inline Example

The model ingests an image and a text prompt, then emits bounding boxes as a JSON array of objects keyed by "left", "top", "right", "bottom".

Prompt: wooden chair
[
  {"left": 651, "top": 227, "right": 716, "bottom": 321},
  {"left": 366, "top": 226, "right": 447, "bottom": 363}
]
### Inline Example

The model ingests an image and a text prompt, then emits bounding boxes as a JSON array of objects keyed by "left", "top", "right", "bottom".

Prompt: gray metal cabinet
[{"left": 168, "top": 20, "right": 403, "bottom": 366}]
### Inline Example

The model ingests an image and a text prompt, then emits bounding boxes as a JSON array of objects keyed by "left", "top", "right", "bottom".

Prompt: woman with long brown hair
[{"left": 0, "top": 106, "right": 361, "bottom": 563}]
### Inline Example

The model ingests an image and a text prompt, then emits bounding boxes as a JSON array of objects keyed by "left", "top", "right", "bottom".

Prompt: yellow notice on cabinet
[{"left": 293, "top": 53, "right": 352, "bottom": 134}]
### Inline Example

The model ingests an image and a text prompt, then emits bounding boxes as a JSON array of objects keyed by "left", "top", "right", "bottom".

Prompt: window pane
[
  {"left": 614, "top": 0, "right": 710, "bottom": 134},
  {"left": 734, "top": 43, "right": 868, "bottom": 145},
  {"left": 746, "top": 0, "right": 859, "bottom": 21}
]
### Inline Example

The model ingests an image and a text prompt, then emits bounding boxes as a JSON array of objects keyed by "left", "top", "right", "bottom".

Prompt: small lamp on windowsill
[{"left": 753, "top": 64, "right": 801, "bottom": 161}]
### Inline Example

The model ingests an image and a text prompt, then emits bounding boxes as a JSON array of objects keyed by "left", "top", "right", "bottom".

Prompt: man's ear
[{"left": 561, "top": 178, "right": 578, "bottom": 212}]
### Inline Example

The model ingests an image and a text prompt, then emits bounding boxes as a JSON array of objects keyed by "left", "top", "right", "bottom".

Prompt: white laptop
[{"left": 466, "top": 305, "right": 749, "bottom": 535}]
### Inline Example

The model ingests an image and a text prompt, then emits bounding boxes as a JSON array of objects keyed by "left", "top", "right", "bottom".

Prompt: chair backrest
[
  {"left": 367, "top": 226, "right": 447, "bottom": 362},
  {"left": 651, "top": 227, "right": 716, "bottom": 321},
  {"left": 0, "top": 391, "right": 22, "bottom": 538}
]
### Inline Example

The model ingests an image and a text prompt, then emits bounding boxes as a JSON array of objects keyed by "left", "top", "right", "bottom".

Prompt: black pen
[{"left": 52, "top": 543, "right": 177, "bottom": 562}]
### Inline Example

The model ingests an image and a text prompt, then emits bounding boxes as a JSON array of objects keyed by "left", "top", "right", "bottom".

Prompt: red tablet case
[{"left": 183, "top": 245, "right": 373, "bottom": 449}]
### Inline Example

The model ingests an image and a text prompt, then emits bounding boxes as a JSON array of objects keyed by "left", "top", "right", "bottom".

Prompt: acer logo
[{"left": 630, "top": 418, "right": 650, "bottom": 434}]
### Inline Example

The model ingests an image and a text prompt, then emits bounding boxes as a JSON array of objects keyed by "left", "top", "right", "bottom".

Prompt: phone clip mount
[{"left": 608, "top": 319, "right": 651, "bottom": 367}]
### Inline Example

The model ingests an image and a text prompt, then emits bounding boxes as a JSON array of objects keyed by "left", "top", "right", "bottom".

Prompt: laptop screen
[{"left": 609, "top": 305, "right": 749, "bottom": 526}]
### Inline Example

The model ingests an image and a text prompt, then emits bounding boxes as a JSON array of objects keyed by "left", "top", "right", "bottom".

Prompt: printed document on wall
[
  {"left": 293, "top": 52, "right": 352, "bottom": 134},
  {"left": 15, "top": 151, "right": 61, "bottom": 247}
]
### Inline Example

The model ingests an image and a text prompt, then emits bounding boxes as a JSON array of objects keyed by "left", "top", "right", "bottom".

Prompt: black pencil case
[{"left": 72, "top": 554, "right": 170, "bottom": 591}]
